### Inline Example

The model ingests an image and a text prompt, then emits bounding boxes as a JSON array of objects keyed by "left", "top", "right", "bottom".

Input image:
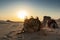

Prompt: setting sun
[{"left": 17, "top": 10, "right": 27, "bottom": 19}]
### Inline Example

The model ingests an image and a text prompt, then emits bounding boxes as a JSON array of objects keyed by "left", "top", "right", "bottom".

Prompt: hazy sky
[{"left": 0, "top": 0, "right": 60, "bottom": 21}]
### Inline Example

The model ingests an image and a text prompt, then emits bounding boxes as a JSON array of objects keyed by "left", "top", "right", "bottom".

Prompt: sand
[{"left": 0, "top": 21, "right": 60, "bottom": 40}]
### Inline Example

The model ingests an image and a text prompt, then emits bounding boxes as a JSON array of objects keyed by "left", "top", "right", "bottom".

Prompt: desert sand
[{"left": 0, "top": 21, "right": 60, "bottom": 40}]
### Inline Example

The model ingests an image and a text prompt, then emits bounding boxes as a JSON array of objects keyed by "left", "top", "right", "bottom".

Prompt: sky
[{"left": 0, "top": 0, "right": 60, "bottom": 21}]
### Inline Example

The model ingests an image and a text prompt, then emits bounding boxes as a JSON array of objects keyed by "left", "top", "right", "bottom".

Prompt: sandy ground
[
  {"left": 0, "top": 22, "right": 23, "bottom": 38},
  {"left": 0, "top": 21, "right": 60, "bottom": 40}
]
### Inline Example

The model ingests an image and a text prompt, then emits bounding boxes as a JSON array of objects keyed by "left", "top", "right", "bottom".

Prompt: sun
[{"left": 17, "top": 10, "right": 27, "bottom": 19}]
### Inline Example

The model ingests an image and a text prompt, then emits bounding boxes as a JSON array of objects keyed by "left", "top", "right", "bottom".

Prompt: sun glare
[{"left": 17, "top": 10, "right": 27, "bottom": 19}]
